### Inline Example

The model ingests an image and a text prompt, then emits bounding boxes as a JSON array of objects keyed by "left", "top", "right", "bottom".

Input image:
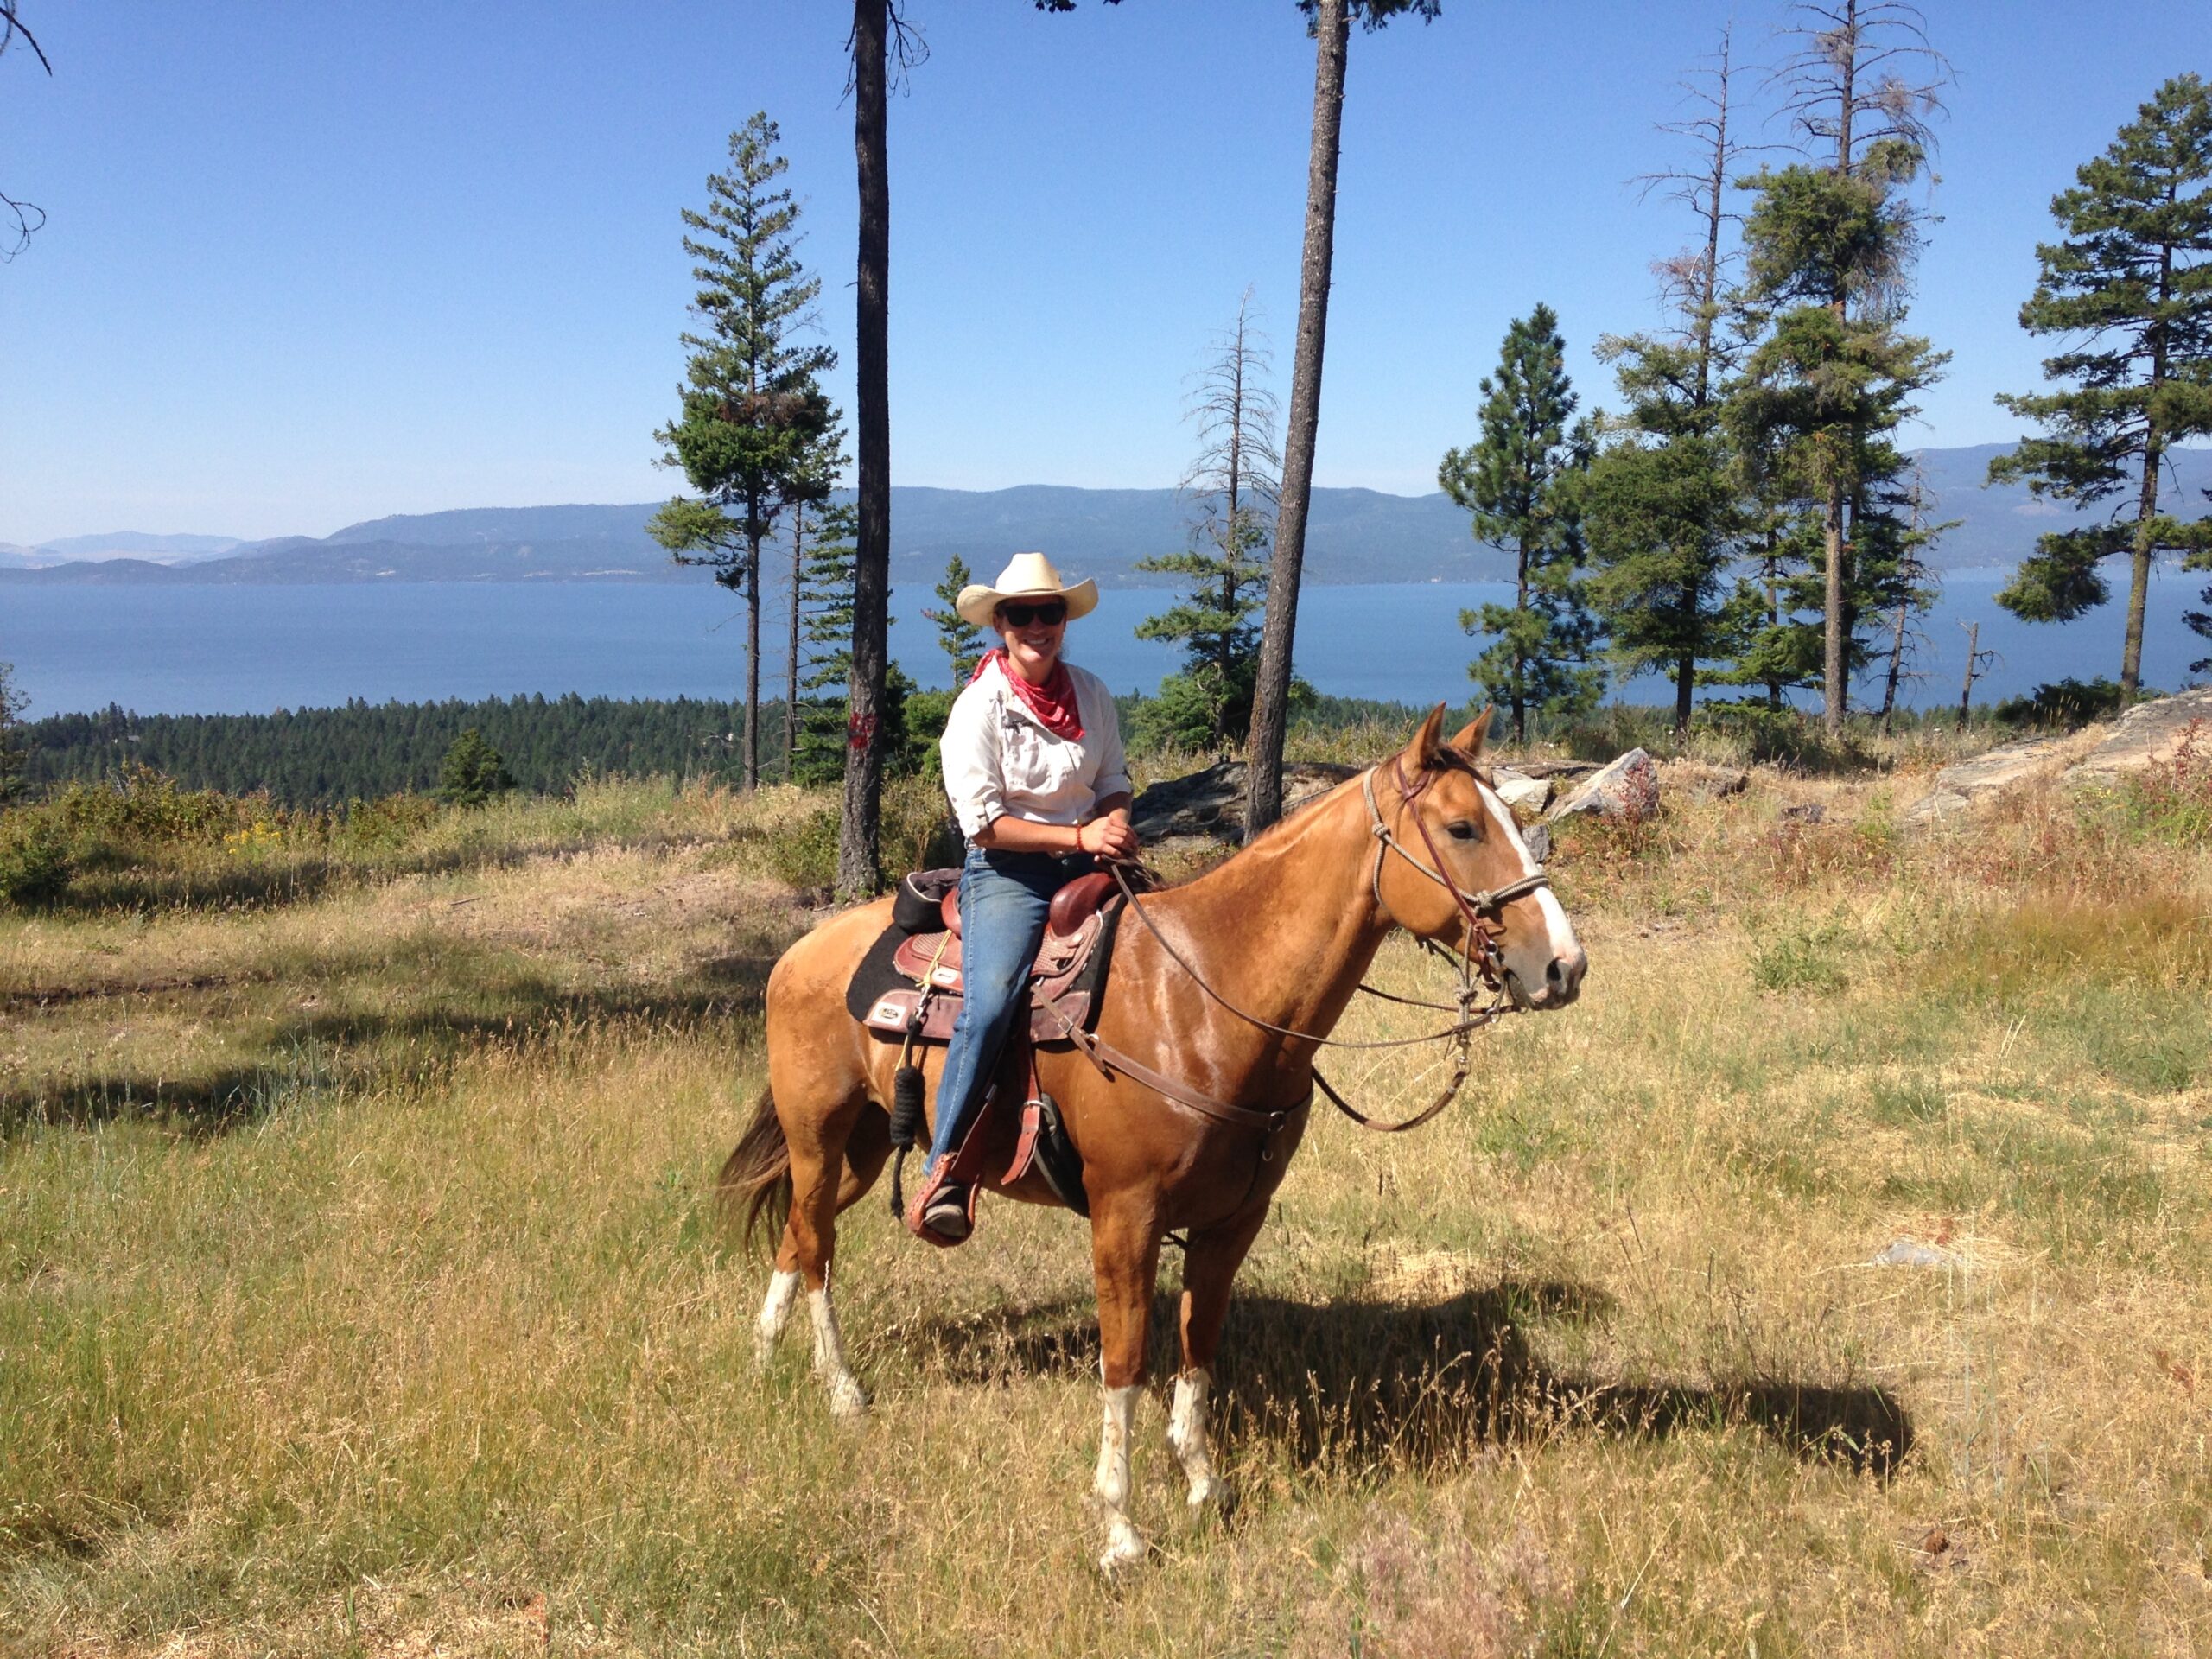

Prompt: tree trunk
[
  {"left": 785, "top": 508, "right": 804, "bottom": 784},
  {"left": 743, "top": 539, "right": 761, "bottom": 788},
  {"left": 1958, "top": 620, "right": 1979, "bottom": 726},
  {"left": 1822, "top": 9, "right": 1855, "bottom": 740},
  {"left": 1879, "top": 600, "right": 1906, "bottom": 733},
  {"left": 1764, "top": 531, "right": 1783, "bottom": 712},
  {"left": 1512, "top": 539, "right": 1529, "bottom": 746},
  {"left": 1691, "top": 27, "right": 1732, "bottom": 412},
  {"left": 1823, "top": 473, "right": 1847, "bottom": 736},
  {"left": 2123, "top": 235, "right": 2172, "bottom": 696},
  {"left": 1243, "top": 0, "right": 1349, "bottom": 841},
  {"left": 1675, "top": 653, "right": 1695, "bottom": 734},
  {"left": 841, "top": 0, "right": 891, "bottom": 897}
]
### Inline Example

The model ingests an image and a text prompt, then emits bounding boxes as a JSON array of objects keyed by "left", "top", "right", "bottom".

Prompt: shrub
[
  {"left": 0, "top": 812, "right": 71, "bottom": 906},
  {"left": 1994, "top": 677, "right": 2139, "bottom": 730},
  {"left": 880, "top": 774, "right": 962, "bottom": 875},
  {"left": 766, "top": 809, "right": 841, "bottom": 892},
  {"left": 1690, "top": 700, "right": 1854, "bottom": 770},
  {"left": 340, "top": 792, "right": 441, "bottom": 851},
  {"left": 43, "top": 765, "right": 245, "bottom": 844}
]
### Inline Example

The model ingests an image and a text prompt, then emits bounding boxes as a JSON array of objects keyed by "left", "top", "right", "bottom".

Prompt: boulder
[
  {"left": 1901, "top": 732, "right": 2075, "bottom": 826},
  {"left": 1129, "top": 760, "right": 1358, "bottom": 845},
  {"left": 1490, "top": 766, "right": 1552, "bottom": 823},
  {"left": 2063, "top": 685, "right": 2212, "bottom": 788},
  {"left": 1778, "top": 801, "right": 1826, "bottom": 825},
  {"left": 1548, "top": 748, "right": 1660, "bottom": 823}
]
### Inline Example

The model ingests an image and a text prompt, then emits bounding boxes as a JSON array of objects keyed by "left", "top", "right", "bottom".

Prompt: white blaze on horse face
[
  {"left": 1167, "top": 1369, "right": 1225, "bottom": 1510},
  {"left": 807, "top": 1287, "right": 868, "bottom": 1419},
  {"left": 1095, "top": 1382, "right": 1147, "bottom": 1571},
  {"left": 755, "top": 1268, "right": 802, "bottom": 1370},
  {"left": 1480, "top": 785, "right": 1582, "bottom": 989}
]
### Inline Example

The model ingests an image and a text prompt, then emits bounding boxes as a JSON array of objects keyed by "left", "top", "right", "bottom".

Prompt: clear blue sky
[{"left": 2, "top": 1, "right": 2204, "bottom": 544}]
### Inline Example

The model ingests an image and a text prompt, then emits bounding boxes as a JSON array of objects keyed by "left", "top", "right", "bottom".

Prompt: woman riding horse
[
  {"left": 908, "top": 552, "right": 1139, "bottom": 1244},
  {"left": 734, "top": 682, "right": 1586, "bottom": 1572}
]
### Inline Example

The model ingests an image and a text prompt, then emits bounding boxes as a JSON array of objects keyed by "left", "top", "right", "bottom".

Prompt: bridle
[
  {"left": 1094, "top": 754, "right": 1555, "bottom": 1135},
  {"left": 1363, "top": 754, "right": 1553, "bottom": 1008}
]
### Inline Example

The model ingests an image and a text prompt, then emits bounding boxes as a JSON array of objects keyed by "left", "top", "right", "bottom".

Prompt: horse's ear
[
  {"left": 1401, "top": 703, "right": 1448, "bottom": 772},
  {"left": 1449, "top": 707, "right": 1495, "bottom": 760}
]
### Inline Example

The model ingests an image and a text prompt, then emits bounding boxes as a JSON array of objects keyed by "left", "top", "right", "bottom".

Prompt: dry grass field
[{"left": 3, "top": 738, "right": 2209, "bottom": 1656}]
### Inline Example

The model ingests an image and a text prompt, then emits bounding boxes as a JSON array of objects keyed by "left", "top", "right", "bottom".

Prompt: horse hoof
[
  {"left": 827, "top": 1377, "right": 870, "bottom": 1420},
  {"left": 1186, "top": 1476, "right": 1233, "bottom": 1518},
  {"left": 1097, "top": 1519, "right": 1147, "bottom": 1575}
]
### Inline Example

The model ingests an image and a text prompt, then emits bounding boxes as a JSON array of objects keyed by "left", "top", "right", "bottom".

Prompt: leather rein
[{"left": 1080, "top": 756, "right": 1553, "bottom": 1138}]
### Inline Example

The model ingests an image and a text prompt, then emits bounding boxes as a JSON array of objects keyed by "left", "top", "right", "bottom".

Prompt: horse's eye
[{"left": 1445, "top": 819, "right": 1478, "bottom": 841}]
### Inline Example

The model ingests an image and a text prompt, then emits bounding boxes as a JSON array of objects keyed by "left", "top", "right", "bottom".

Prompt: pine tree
[
  {"left": 1136, "top": 287, "right": 1281, "bottom": 752},
  {"left": 436, "top": 728, "right": 514, "bottom": 809},
  {"left": 793, "top": 504, "right": 913, "bottom": 787},
  {"left": 921, "top": 554, "right": 984, "bottom": 689},
  {"left": 1990, "top": 73, "right": 2212, "bottom": 693},
  {"left": 779, "top": 423, "right": 847, "bottom": 782},
  {"left": 1732, "top": 150, "right": 1948, "bottom": 728},
  {"left": 1744, "top": 0, "right": 1950, "bottom": 735},
  {"left": 1442, "top": 305, "right": 1602, "bottom": 744},
  {"left": 651, "top": 112, "right": 837, "bottom": 789}
]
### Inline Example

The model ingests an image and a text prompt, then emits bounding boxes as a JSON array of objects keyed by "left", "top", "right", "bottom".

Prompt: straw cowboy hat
[{"left": 954, "top": 552, "right": 1100, "bottom": 629}]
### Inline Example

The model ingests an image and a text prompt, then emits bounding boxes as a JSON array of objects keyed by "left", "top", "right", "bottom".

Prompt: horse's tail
[{"left": 718, "top": 1086, "right": 791, "bottom": 1255}]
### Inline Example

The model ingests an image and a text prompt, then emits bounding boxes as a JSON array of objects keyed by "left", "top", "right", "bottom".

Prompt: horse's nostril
[{"left": 1546, "top": 960, "right": 1566, "bottom": 988}]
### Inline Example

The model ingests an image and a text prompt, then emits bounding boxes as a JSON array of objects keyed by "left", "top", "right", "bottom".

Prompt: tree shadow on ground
[
  {"left": 0, "top": 950, "right": 778, "bottom": 1139},
  {"left": 905, "top": 1281, "right": 1912, "bottom": 1479}
]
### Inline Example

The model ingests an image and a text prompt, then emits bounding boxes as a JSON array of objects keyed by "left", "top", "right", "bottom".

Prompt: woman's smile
[{"left": 1005, "top": 620, "right": 1065, "bottom": 681}]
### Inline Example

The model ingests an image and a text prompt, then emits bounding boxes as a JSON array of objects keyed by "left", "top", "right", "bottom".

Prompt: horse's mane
[{"left": 1154, "top": 746, "right": 1491, "bottom": 889}]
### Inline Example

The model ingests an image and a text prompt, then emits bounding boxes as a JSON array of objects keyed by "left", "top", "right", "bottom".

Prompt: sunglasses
[{"left": 998, "top": 601, "right": 1067, "bottom": 628}]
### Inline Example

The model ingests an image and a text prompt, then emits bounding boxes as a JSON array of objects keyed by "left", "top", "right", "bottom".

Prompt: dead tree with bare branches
[
  {"left": 1, "top": 2, "right": 53, "bottom": 262},
  {"left": 1136, "top": 287, "right": 1284, "bottom": 752}
]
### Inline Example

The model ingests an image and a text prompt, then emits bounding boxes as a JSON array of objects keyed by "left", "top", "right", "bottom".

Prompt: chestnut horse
[{"left": 725, "top": 706, "right": 1586, "bottom": 1570}]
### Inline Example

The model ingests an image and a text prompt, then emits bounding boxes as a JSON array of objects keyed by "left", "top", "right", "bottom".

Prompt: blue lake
[{"left": 2, "top": 569, "right": 2203, "bottom": 720}]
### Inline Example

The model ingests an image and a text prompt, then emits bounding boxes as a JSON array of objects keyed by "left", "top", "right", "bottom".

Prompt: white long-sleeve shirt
[{"left": 938, "top": 658, "right": 1131, "bottom": 841}]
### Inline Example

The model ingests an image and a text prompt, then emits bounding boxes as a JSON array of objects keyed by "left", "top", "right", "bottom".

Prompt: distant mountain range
[{"left": 7, "top": 445, "right": 2207, "bottom": 588}]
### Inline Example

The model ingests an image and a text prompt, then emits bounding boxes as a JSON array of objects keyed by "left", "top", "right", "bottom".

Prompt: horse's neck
[{"left": 1148, "top": 777, "right": 1389, "bottom": 1049}]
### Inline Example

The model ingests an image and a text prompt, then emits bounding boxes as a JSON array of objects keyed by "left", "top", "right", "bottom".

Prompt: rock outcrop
[
  {"left": 1901, "top": 734, "right": 2075, "bottom": 825},
  {"left": 2062, "top": 685, "right": 2212, "bottom": 788},
  {"left": 1900, "top": 686, "right": 2212, "bottom": 824},
  {"left": 1548, "top": 748, "right": 1660, "bottom": 823}
]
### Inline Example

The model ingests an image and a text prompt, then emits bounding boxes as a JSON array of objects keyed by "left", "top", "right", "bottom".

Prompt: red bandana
[{"left": 974, "top": 649, "right": 1084, "bottom": 741}]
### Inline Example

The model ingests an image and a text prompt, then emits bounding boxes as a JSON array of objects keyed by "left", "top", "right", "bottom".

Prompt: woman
[{"left": 910, "top": 552, "right": 1140, "bottom": 1244}]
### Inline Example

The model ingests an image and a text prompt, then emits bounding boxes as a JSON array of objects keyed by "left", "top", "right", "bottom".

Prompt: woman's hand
[{"left": 1078, "top": 810, "right": 1139, "bottom": 861}]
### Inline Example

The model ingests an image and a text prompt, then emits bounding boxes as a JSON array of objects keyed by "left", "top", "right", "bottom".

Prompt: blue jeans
[{"left": 926, "top": 847, "right": 1070, "bottom": 1170}]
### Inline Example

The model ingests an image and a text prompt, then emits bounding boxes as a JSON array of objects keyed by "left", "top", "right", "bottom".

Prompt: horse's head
[{"left": 1375, "top": 704, "right": 1587, "bottom": 1011}]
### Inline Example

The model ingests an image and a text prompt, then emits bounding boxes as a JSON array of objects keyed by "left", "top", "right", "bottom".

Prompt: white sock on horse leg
[
  {"left": 755, "top": 1268, "right": 801, "bottom": 1369},
  {"left": 807, "top": 1286, "right": 868, "bottom": 1419},
  {"left": 1167, "top": 1369, "right": 1224, "bottom": 1509},
  {"left": 1094, "top": 1382, "right": 1146, "bottom": 1571}
]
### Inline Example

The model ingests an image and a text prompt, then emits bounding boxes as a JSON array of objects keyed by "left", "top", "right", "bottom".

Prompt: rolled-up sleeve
[
  {"left": 940, "top": 683, "right": 1006, "bottom": 839},
  {"left": 1086, "top": 675, "right": 1131, "bottom": 804}
]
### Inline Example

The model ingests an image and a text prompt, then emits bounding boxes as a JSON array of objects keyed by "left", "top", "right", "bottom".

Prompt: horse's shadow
[{"left": 904, "top": 1278, "right": 1911, "bottom": 1479}]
